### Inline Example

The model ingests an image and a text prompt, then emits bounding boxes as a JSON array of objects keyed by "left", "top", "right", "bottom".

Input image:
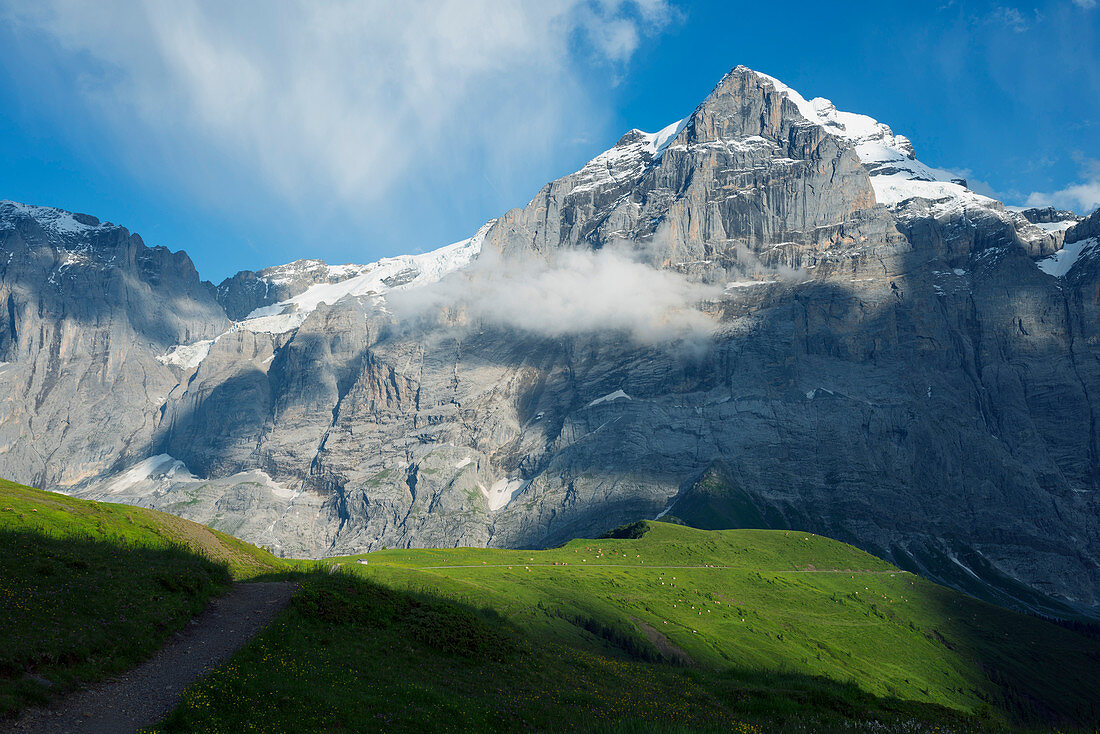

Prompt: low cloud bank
[
  {"left": 1026, "top": 179, "right": 1100, "bottom": 215},
  {"left": 388, "top": 245, "right": 723, "bottom": 345}
]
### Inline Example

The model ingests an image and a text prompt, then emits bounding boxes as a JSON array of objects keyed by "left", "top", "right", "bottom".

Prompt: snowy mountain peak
[
  {"left": 0, "top": 200, "right": 111, "bottom": 238},
  {"left": 568, "top": 65, "right": 986, "bottom": 213},
  {"left": 749, "top": 71, "right": 984, "bottom": 208}
]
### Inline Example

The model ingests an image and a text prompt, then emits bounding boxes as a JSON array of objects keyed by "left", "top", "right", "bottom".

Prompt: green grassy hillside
[
  {"left": 669, "top": 466, "right": 1089, "bottom": 620},
  {"left": 155, "top": 570, "right": 994, "bottom": 734},
  {"left": 0, "top": 479, "right": 286, "bottom": 715},
  {"left": 0, "top": 479, "right": 285, "bottom": 578},
  {"left": 334, "top": 522, "right": 1100, "bottom": 726},
  {"left": 3, "top": 480, "right": 1097, "bottom": 732}
]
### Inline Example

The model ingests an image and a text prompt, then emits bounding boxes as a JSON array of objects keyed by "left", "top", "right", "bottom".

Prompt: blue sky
[{"left": 1, "top": 0, "right": 1097, "bottom": 282}]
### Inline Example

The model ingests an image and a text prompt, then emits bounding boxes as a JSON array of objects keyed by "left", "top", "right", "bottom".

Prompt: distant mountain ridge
[{"left": 0, "top": 66, "right": 1097, "bottom": 620}]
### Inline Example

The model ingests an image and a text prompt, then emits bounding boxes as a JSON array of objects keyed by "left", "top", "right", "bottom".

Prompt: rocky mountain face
[
  {"left": 0, "top": 202, "right": 228, "bottom": 488},
  {"left": 0, "top": 67, "right": 1096, "bottom": 619}
]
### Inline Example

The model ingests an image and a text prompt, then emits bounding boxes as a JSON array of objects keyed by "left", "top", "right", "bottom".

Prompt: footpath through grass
[
  {"left": 0, "top": 479, "right": 286, "bottom": 717},
  {"left": 155, "top": 522, "right": 1100, "bottom": 733}
]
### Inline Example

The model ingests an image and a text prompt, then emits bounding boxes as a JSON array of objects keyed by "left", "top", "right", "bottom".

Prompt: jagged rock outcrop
[
  {"left": 0, "top": 68, "right": 1097, "bottom": 618},
  {"left": 1063, "top": 209, "right": 1100, "bottom": 368},
  {"left": 485, "top": 67, "right": 897, "bottom": 276},
  {"left": 1008, "top": 207, "right": 1079, "bottom": 258},
  {"left": 1067, "top": 207, "right": 1100, "bottom": 244},
  {"left": 216, "top": 259, "right": 375, "bottom": 321}
]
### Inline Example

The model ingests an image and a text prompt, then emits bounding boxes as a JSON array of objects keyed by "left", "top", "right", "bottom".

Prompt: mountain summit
[{"left": 0, "top": 68, "right": 1096, "bottom": 619}]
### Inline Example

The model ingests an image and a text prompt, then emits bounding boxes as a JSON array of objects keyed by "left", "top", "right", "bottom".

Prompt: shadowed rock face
[{"left": 0, "top": 68, "right": 1097, "bottom": 618}]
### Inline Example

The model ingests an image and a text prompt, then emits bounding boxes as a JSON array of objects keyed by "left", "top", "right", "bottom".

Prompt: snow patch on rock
[
  {"left": 588, "top": 389, "right": 631, "bottom": 407},
  {"left": 107, "top": 454, "right": 194, "bottom": 494},
  {"left": 725, "top": 279, "right": 779, "bottom": 290},
  {"left": 1032, "top": 220, "right": 1076, "bottom": 234},
  {"left": 156, "top": 340, "right": 214, "bottom": 370},
  {"left": 482, "top": 478, "right": 525, "bottom": 512},
  {"left": 88, "top": 455, "right": 299, "bottom": 503},
  {"left": 1037, "top": 237, "right": 1099, "bottom": 277},
  {"left": 644, "top": 118, "right": 689, "bottom": 160}
]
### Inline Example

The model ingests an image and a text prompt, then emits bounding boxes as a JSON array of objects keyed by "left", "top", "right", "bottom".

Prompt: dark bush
[{"left": 598, "top": 521, "right": 650, "bottom": 540}]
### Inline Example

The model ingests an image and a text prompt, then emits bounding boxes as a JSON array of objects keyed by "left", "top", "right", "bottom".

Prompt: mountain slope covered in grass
[
  {"left": 156, "top": 571, "right": 998, "bottom": 734},
  {"left": 336, "top": 522, "right": 1100, "bottom": 727}
]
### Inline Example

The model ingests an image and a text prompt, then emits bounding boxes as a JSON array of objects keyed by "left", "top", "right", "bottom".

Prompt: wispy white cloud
[
  {"left": 1026, "top": 180, "right": 1100, "bottom": 213},
  {"left": 3, "top": 1, "right": 672, "bottom": 220},
  {"left": 389, "top": 243, "right": 721, "bottom": 345},
  {"left": 1025, "top": 158, "right": 1100, "bottom": 213},
  {"left": 987, "top": 6, "right": 1031, "bottom": 32},
  {"left": 1072, "top": 0, "right": 1096, "bottom": 9}
]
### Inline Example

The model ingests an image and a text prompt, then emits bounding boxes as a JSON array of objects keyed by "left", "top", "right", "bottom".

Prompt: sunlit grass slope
[
  {"left": 337, "top": 522, "right": 1099, "bottom": 726},
  {"left": 0, "top": 479, "right": 286, "bottom": 716},
  {"left": 155, "top": 569, "right": 996, "bottom": 734},
  {"left": 0, "top": 479, "right": 285, "bottom": 578}
]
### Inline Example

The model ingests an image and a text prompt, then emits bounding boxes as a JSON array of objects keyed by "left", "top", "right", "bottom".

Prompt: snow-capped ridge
[
  {"left": 750, "top": 71, "right": 987, "bottom": 208},
  {"left": 0, "top": 200, "right": 111, "bottom": 237},
  {"left": 254, "top": 258, "right": 371, "bottom": 286},
  {"left": 644, "top": 118, "right": 689, "bottom": 160},
  {"left": 239, "top": 219, "right": 494, "bottom": 333},
  {"left": 569, "top": 120, "right": 685, "bottom": 195},
  {"left": 154, "top": 220, "right": 498, "bottom": 369}
]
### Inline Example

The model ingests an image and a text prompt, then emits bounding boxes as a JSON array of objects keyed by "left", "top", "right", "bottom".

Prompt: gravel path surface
[{"left": 3, "top": 581, "right": 295, "bottom": 734}]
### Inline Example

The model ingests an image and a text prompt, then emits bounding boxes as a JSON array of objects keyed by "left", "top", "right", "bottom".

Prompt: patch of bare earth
[{"left": 630, "top": 616, "right": 694, "bottom": 666}]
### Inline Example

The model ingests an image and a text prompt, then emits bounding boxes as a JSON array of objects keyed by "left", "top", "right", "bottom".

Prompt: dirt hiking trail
[{"left": 4, "top": 581, "right": 295, "bottom": 734}]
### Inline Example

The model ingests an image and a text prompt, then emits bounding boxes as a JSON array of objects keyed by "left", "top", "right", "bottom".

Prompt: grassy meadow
[
  {"left": 332, "top": 522, "right": 1099, "bottom": 722},
  {"left": 1, "top": 479, "right": 1097, "bottom": 732}
]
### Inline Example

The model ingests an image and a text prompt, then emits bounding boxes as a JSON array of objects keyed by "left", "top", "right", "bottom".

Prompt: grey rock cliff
[{"left": 0, "top": 201, "right": 228, "bottom": 488}]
